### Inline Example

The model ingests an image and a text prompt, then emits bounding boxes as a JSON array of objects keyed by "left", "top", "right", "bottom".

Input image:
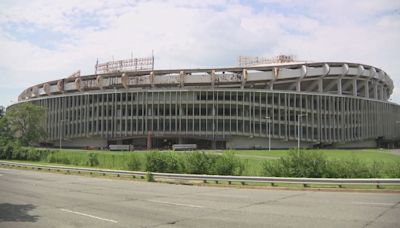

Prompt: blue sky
[{"left": 0, "top": 0, "right": 399, "bottom": 107}]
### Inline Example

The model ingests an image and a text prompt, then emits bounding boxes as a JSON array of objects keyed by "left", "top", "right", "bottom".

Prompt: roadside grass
[{"left": 6, "top": 148, "right": 400, "bottom": 177}]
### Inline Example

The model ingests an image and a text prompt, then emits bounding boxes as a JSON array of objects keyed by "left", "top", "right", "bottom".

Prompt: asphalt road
[{"left": 0, "top": 168, "right": 399, "bottom": 228}]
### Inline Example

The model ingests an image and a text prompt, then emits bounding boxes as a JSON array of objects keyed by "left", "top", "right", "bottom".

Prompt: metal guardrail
[{"left": 1, "top": 161, "right": 400, "bottom": 187}]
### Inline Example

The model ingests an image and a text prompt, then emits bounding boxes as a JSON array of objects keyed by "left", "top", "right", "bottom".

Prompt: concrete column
[
  {"left": 337, "top": 78, "right": 342, "bottom": 95},
  {"left": 241, "top": 69, "right": 247, "bottom": 89},
  {"left": 296, "top": 80, "right": 301, "bottom": 92},
  {"left": 374, "top": 83, "right": 378, "bottom": 99},
  {"left": 364, "top": 80, "right": 369, "bottom": 98},
  {"left": 352, "top": 79, "right": 357, "bottom": 96},
  {"left": 179, "top": 71, "right": 184, "bottom": 88},
  {"left": 211, "top": 70, "right": 215, "bottom": 89},
  {"left": 147, "top": 131, "right": 152, "bottom": 149},
  {"left": 318, "top": 78, "right": 323, "bottom": 93}
]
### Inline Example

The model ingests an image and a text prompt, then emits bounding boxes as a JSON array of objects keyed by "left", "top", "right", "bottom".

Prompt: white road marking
[
  {"left": 200, "top": 193, "right": 249, "bottom": 199},
  {"left": 352, "top": 202, "right": 394, "bottom": 206},
  {"left": 60, "top": 208, "right": 118, "bottom": 223},
  {"left": 147, "top": 199, "right": 204, "bottom": 208}
]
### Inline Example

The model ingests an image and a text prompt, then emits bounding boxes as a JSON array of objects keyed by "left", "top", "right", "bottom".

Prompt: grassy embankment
[{"left": 7, "top": 148, "right": 400, "bottom": 177}]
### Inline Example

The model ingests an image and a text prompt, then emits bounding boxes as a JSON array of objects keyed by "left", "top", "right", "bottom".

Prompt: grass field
[{"left": 24, "top": 148, "right": 399, "bottom": 176}]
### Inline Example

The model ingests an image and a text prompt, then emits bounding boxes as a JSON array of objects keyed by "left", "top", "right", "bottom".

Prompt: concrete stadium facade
[{"left": 16, "top": 61, "right": 400, "bottom": 149}]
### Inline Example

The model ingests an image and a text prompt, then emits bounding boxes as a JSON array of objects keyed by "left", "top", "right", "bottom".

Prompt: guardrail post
[
  {"left": 303, "top": 183, "right": 309, "bottom": 188},
  {"left": 270, "top": 182, "right": 275, "bottom": 187},
  {"left": 228, "top": 181, "right": 231, "bottom": 185},
  {"left": 203, "top": 180, "right": 207, "bottom": 184},
  {"left": 241, "top": 181, "right": 245, "bottom": 185},
  {"left": 215, "top": 180, "right": 218, "bottom": 184}
]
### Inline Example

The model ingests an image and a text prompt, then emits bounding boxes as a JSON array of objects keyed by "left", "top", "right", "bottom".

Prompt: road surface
[{"left": 0, "top": 168, "right": 399, "bottom": 227}]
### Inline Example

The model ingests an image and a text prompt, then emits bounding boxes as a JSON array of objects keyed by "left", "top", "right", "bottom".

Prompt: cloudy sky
[{"left": 0, "top": 0, "right": 399, "bottom": 106}]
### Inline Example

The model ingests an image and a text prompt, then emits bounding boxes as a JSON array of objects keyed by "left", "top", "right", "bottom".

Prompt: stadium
[{"left": 15, "top": 55, "right": 400, "bottom": 149}]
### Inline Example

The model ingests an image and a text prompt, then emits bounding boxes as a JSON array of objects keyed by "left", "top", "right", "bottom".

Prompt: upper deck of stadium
[{"left": 18, "top": 55, "right": 394, "bottom": 102}]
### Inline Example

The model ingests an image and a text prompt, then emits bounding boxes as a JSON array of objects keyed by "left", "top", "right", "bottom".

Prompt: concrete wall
[
  {"left": 334, "top": 139, "right": 377, "bottom": 149},
  {"left": 226, "top": 136, "right": 313, "bottom": 149},
  {"left": 59, "top": 137, "right": 108, "bottom": 148}
]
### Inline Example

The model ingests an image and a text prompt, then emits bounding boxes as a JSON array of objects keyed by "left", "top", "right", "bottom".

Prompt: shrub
[
  {"left": 11, "top": 145, "right": 27, "bottom": 160},
  {"left": 185, "top": 151, "right": 217, "bottom": 174},
  {"left": 127, "top": 154, "right": 141, "bottom": 171},
  {"left": 384, "top": 161, "right": 400, "bottom": 178},
  {"left": 86, "top": 153, "right": 99, "bottom": 167},
  {"left": 47, "top": 152, "right": 56, "bottom": 163},
  {"left": 261, "top": 150, "right": 390, "bottom": 178},
  {"left": 261, "top": 160, "right": 287, "bottom": 177},
  {"left": 145, "top": 152, "right": 182, "bottom": 173},
  {"left": 325, "top": 157, "right": 371, "bottom": 178},
  {"left": 367, "top": 161, "right": 384, "bottom": 178},
  {"left": 262, "top": 150, "right": 327, "bottom": 177},
  {"left": 26, "top": 148, "right": 40, "bottom": 161},
  {"left": 264, "top": 150, "right": 327, "bottom": 178},
  {"left": 211, "top": 151, "right": 243, "bottom": 176}
]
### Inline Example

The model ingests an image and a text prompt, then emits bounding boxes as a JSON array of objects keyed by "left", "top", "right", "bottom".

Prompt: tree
[
  {"left": 6, "top": 103, "right": 46, "bottom": 146},
  {"left": 0, "top": 106, "right": 5, "bottom": 118},
  {"left": 0, "top": 106, "right": 13, "bottom": 143}
]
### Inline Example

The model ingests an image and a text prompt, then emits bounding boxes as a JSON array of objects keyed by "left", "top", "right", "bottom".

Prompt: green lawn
[
  {"left": 232, "top": 149, "right": 400, "bottom": 163},
  {"left": 230, "top": 149, "right": 400, "bottom": 176}
]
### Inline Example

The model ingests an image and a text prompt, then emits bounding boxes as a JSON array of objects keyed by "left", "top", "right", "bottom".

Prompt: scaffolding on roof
[
  {"left": 238, "top": 55, "right": 297, "bottom": 67},
  {"left": 95, "top": 55, "right": 154, "bottom": 74}
]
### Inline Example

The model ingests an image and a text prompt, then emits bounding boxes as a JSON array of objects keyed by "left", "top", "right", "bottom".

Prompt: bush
[
  {"left": 211, "top": 151, "right": 243, "bottom": 176},
  {"left": 262, "top": 150, "right": 392, "bottom": 178},
  {"left": 261, "top": 160, "right": 287, "bottom": 177},
  {"left": 384, "top": 161, "right": 400, "bottom": 178},
  {"left": 46, "top": 152, "right": 70, "bottom": 165},
  {"left": 86, "top": 153, "right": 99, "bottom": 167},
  {"left": 185, "top": 151, "right": 217, "bottom": 174},
  {"left": 325, "top": 157, "right": 372, "bottom": 178},
  {"left": 145, "top": 152, "right": 183, "bottom": 173},
  {"left": 126, "top": 154, "right": 141, "bottom": 171},
  {"left": 262, "top": 150, "right": 327, "bottom": 178}
]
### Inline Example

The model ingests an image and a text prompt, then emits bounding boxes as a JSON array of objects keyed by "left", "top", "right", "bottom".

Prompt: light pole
[
  {"left": 297, "top": 114, "right": 308, "bottom": 152},
  {"left": 265, "top": 116, "right": 271, "bottom": 151}
]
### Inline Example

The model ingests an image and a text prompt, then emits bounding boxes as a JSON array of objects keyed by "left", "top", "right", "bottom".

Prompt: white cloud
[{"left": 0, "top": 0, "right": 399, "bottom": 106}]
